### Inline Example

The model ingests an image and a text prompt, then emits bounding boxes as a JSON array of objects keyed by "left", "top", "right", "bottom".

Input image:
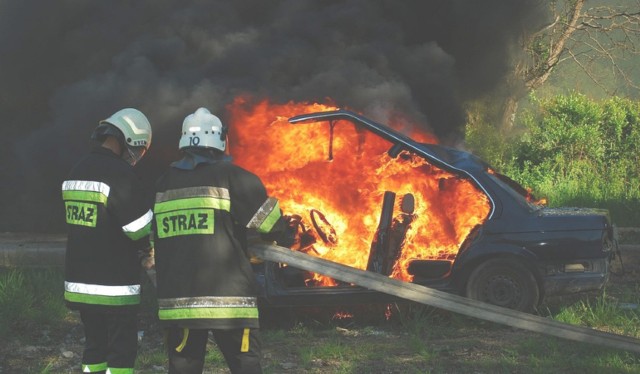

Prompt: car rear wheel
[{"left": 465, "top": 258, "right": 539, "bottom": 313}]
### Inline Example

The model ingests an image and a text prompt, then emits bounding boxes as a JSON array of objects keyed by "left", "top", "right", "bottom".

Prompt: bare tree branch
[
  {"left": 523, "top": 0, "right": 585, "bottom": 90},
  {"left": 565, "top": 47, "right": 611, "bottom": 94},
  {"left": 500, "top": 0, "right": 640, "bottom": 130}
]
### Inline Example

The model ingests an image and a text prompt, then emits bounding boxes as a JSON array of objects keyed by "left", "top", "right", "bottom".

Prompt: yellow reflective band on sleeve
[
  {"left": 257, "top": 205, "right": 281, "bottom": 234},
  {"left": 241, "top": 328, "right": 250, "bottom": 352},
  {"left": 63, "top": 180, "right": 110, "bottom": 197},
  {"left": 62, "top": 181, "right": 111, "bottom": 228},
  {"left": 122, "top": 209, "right": 153, "bottom": 240},
  {"left": 247, "top": 197, "right": 282, "bottom": 234}
]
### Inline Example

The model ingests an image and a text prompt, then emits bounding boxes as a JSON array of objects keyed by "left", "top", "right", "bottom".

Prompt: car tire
[{"left": 465, "top": 258, "right": 540, "bottom": 313}]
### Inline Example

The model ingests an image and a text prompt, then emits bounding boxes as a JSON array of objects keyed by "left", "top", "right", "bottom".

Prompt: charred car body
[{"left": 252, "top": 110, "right": 617, "bottom": 313}]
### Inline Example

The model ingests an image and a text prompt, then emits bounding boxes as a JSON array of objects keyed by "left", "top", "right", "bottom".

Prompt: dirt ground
[{"left": 1, "top": 246, "right": 639, "bottom": 373}]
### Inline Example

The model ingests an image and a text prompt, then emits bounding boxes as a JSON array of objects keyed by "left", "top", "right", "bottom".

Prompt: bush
[
  {"left": 0, "top": 268, "right": 66, "bottom": 337},
  {"left": 467, "top": 92, "right": 640, "bottom": 226}
]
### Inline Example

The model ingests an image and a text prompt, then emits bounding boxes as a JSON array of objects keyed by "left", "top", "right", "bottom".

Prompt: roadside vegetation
[
  {"left": 466, "top": 93, "right": 640, "bottom": 227},
  {"left": 0, "top": 268, "right": 66, "bottom": 338}
]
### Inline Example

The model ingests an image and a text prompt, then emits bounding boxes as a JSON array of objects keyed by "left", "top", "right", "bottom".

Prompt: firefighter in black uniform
[
  {"left": 153, "top": 107, "right": 291, "bottom": 373},
  {"left": 62, "top": 108, "right": 154, "bottom": 374}
]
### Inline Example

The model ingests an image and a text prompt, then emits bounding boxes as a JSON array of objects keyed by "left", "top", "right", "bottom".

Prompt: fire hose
[{"left": 249, "top": 242, "right": 640, "bottom": 355}]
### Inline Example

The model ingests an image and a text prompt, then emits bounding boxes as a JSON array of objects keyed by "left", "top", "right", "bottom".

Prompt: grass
[
  {"left": 0, "top": 267, "right": 66, "bottom": 337},
  {"left": 619, "top": 228, "right": 640, "bottom": 245},
  {"left": 552, "top": 291, "right": 640, "bottom": 337},
  {"left": 254, "top": 302, "right": 640, "bottom": 374},
  {"left": 1, "top": 266, "right": 640, "bottom": 373}
]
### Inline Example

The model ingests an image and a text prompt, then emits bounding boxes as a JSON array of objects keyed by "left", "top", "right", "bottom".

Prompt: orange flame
[
  {"left": 228, "top": 97, "right": 491, "bottom": 285},
  {"left": 488, "top": 168, "right": 547, "bottom": 206},
  {"left": 526, "top": 187, "right": 548, "bottom": 206}
]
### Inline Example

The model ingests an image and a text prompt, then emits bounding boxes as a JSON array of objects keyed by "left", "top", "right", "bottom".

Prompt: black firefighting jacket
[
  {"left": 153, "top": 151, "right": 286, "bottom": 329},
  {"left": 62, "top": 146, "right": 153, "bottom": 313}
]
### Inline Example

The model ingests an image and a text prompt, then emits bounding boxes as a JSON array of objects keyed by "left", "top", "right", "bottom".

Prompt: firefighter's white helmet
[
  {"left": 95, "top": 108, "right": 152, "bottom": 166},
  {"left": 100, "top": 108, "right": 152, "bottom": 150},
  {"left": 179, "top": 107, "right": 227, "bottom": 151}
]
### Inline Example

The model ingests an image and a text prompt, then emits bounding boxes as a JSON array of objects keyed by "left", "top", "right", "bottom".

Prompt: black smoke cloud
[{"left": 0, "top": 0, "right": 546, "bottom": 232}]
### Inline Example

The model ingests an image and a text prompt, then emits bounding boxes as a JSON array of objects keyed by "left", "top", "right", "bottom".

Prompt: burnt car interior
[
  {"left": 273, "top": 187, "right": 455, "bottom": 289},
  {"left": 263, "top": 115, "right": 486, "bottom": 291}
]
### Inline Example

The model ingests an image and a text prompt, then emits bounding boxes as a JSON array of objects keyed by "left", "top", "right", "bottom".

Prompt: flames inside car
[{"left": 229, "top": 105, "right": 616, "bottom": 313}]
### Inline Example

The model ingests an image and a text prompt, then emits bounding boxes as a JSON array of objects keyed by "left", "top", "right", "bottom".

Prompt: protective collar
[{"left": 171, "top": 149, "right": 232, "bottom": 170}]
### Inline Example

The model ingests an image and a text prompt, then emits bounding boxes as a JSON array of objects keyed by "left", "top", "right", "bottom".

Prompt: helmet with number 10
[{"left": 179, "top": 107, "right": 227, "bottom": 152}]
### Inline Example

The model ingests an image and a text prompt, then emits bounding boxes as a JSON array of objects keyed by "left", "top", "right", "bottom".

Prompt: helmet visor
[{"left": 123, "top": 146, "right": 147, "bottom": 166}]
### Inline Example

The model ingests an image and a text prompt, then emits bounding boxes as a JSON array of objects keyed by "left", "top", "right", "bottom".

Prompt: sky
[{"left": 0, "top": 0, "right": 546, "bottom": 232}]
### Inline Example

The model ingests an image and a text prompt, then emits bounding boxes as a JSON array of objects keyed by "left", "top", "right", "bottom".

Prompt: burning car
[{"left": 230, "top": 106, "right": 616, "bottom": 313}]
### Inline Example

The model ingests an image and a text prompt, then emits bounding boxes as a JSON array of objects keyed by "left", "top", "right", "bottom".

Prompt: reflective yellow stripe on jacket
[
  {"left": 62, "top": 180, "right": 110, "bottom": 228},
  {"left": 62, "top": 179, "right": 152, "bottom": 240},
  {"left": 122, "top": 209, "right": 153, "bottom": 240},
  {"left": 64, "top": 281, "right": 140, "bottom": 306},
  {"left": 246, "top": 197, "right": 282, "bottom": 234},
  {"left": 157, "top": 296, "right": 259, "bottom": 320}
]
